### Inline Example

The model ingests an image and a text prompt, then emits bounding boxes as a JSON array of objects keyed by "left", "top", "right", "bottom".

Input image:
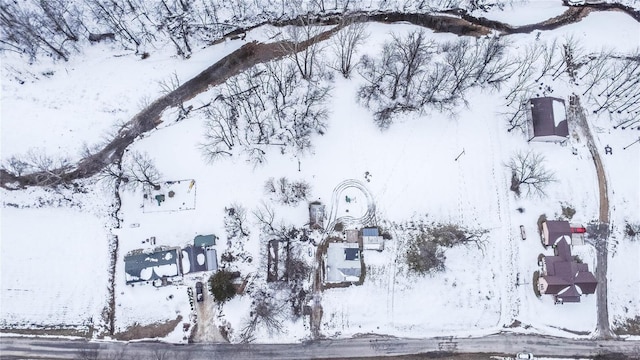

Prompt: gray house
[
  {"left": 527, "top": 97, "right": 569, "bottom": 142},
  {"left": 124, "top": 247, "right": 181, "bottom": 285},
  {"left": 182, "top": 245, "right": 218, "bottom": 274}
]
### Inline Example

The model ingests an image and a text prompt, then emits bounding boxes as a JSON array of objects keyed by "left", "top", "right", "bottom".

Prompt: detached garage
[{"left": 527, "top": 97, "right": 569, "bottom": 142}]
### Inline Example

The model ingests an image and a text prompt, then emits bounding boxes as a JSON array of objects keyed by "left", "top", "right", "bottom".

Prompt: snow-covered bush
[
  {"left": 404, "top": 221, "right": 487, "bottom": 275},
  {"left": 406, "top": 235, "right": 446, "bottom": 275},
  {"left": 624, "top": 221, "right": 639, "bottom": 241},
  {"left": 263, "top": 177, "right": 311, "bottom": 206},
  {"left": 209, "top": 270, "right": 238, "bottom": 303}
]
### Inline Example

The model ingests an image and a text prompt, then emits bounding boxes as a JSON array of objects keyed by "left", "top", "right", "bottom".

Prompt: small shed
[
  {"left": 346, "top": 229, "right": 359, "bottom": 243},
  {"left": 527, "top": 97, "right": 569, "bottom": 142},
  {"left": 309, "top": 202, "right": 325, "bottom": 230},
  {"left": 362, "top": 227, "right": 384, "bottom": 251},
  {"left": 194, "top": 234, "right": 216, "bottom": 248}
]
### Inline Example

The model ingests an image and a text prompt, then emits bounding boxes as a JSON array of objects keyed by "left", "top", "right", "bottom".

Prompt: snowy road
[{"left": 2, "top": 334, "right": 639, "bottom": 359}]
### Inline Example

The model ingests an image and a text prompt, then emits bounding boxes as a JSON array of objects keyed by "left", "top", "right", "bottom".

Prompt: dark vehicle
[{"left": 195, "top": 282, "right": 204, "bottom": 302}]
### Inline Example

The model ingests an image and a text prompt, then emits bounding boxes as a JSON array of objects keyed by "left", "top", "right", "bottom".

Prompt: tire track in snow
[{"left": 487, "top": 117, "right": 518, "bottom": 327}]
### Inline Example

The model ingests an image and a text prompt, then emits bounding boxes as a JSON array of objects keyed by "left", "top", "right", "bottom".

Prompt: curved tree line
[{"left": 1, "top": 4, "right": 638, "bottom": 189}]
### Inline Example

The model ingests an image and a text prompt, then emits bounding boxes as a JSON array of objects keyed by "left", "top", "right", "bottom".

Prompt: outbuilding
[{"left": 527, "top": 97, "right": 569, "bottom": 142}]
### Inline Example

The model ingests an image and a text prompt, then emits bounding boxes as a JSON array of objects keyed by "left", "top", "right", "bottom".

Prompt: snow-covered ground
[
  {"left": 471, "top": 0, "right": 568, "bottom": 25},
  {"left": 0, "top": 26, "right": 277, "bottom": 163},
  {"left": 1, "top": 0, "right": 639, "bottom": 345},
  {"left": 0, "top": 188, "right": 111, "bottom": 331}
]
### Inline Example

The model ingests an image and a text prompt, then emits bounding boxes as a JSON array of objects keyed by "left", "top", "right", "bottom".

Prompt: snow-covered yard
[
  {"left": 0, "top": 199, "right": 110, "bottom": 331},
  {"left": 1, "top": 0, "right": 639, "bottom": 345}
]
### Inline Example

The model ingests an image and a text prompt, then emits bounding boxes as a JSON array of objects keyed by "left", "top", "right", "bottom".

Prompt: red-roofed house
[{"left": 537, "top": 236, "right": 598, "bottom": 304}]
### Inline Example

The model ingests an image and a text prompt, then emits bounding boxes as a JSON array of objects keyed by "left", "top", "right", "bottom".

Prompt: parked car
[
  {"left": 195, "top": 282, "right": 204, "bottom": 302},
  {"left": 516, "top": 353, "right": 534, "bottom": 360}
]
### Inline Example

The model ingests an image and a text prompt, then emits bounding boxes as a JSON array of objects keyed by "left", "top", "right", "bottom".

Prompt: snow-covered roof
[
  {"left": 326, "top": 242, "right": 362, "bottom": 283},
  {"left": 194, "top": 234, "right": 216, "bottom": 248},
  {"left": 362, "top": 227, "right": 379, "bottom": 237},
  {"left": 124, "top": 247, "right": 181, "bottom": 284},
  {"left": 529, "top": 97, "right": 569, "bottom": 140}
]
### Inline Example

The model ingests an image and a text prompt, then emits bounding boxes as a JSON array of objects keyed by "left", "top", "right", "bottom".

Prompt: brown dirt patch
[
  {"left": 0, "top": 326, "right": 92, "bottom": 338},
  {"left": 113, "top": 315, "right": 182, "bottom": 341}
]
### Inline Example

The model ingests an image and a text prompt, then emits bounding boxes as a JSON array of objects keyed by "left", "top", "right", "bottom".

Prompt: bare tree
[
  {"left": 0, "top": 0, "right": 81, "bottom": 61},
  {"left": 624, "top": 221, "right": 640, "bottom": 241},
  {"left": 279, "top": 15, "right": 324, "bottom": 80},
  {"left": 2, "top": 155, "right": 31, "bottom": 177},
  {"left": 119, "top": 151, "right": 161, "bottom": 190},
  {"left": 536, "top": 39, "right": 563, "bottom": 82},
  {"left": 12, "top": 149, "right": 73, "bottom": 187},
  {"left": 508, "top": 150, "right": 556, "bottom": 197},
  {"left": 85, "top": 0, "right": 151, "bottom": 54},
  {"left": 263, "top": 177, "right": 311, "bottom": 205},
  {"left": 357, "top": 30, "right": 437, "bottom": 128},
  {"left": 579, "top": 49, "right": 613, "bottom": 96},
  {"left": 201, "top": 98, "right": 240, "bottom": 162},
  {"left": 443, "top": 39, "right": 478, "bottom": 95},
  {"left": 586, "top": 52, "right": 640, "bottom": 116},
  {"left": 253, "top": 201, "right": 276, "bottom": 231},
  {"left": 504, "top": 43, "right": 540, "bottom": 107},
  {"left": 200, "top": 61, "right": 329, "bottom": 165},
  {"left": 428, "top": 223, "right": 488, "bottom": 252},
  {"left": 152, "top": 0, "right": 195, "bottom": 58},
  {"left": 558, "top": 34, "right": 587, "bottom": 82},
  {"left": 502, "top": 90, "right": 533, "bottom": 133},
  {"left": 330, "top": 19, "right": 368, "bottom": 78},
  {"left": 225, "top": 203, "right": 250, "bottom": 240},
  {"left": 241, "top": 290, "right": 286, "bottom": 341}
]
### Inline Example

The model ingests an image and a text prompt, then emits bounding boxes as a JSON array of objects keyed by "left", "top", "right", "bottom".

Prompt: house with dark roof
[
  {"left": 542, "top": 220, "right": 572, "bottom": 246},
  {"left": 181, "top": 245, "right": 218, "bottom": 274},
  {"left": 527, "top": 97, "right": 569, "bottom": 142},
  {"left": 538, "top": 236, "right": 597, "bottom": 303},
  {"left": 124, "top": 247, "right": 181, "bottom": 285}
]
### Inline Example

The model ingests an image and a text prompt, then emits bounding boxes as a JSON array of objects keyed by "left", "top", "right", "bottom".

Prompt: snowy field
[
  {"left": 1, "top": 0, "right": 639, "bottom": 344},
  {"left": 0, "top": 198, "right": 110, "bottom": 330}
]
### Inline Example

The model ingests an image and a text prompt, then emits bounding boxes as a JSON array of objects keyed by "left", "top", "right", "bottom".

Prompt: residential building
[{"left": 538, "top": 237, "right": 597, "bottom": 303}]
